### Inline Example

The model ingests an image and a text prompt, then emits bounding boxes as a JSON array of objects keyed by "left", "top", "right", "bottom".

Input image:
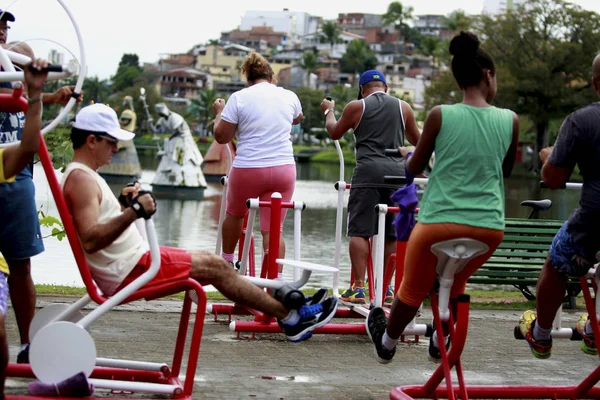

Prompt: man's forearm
[
  {"left": 83, "top": 208, "right": 138, "bottom": 254},
  {"left": 325, "top": 113, "right": 337, "bottom": 137},
  {"left": 21, "top": 90, "right": 43, "bottom": 153}
]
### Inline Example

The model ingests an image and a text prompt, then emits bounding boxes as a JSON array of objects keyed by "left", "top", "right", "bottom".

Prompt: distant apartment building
[
  {"left": 160, "top": 68, "right": 209, "bottom": 99},
  {"left": 225, "top": 26, "right": 287, "bottom": 51},
  {"left": 158, "top": 53, "right": 196, "bottom": 72},
  {"left": 240, "top": 9, "right": 321, "bottom": 48},
  {"left": 414, "top": 15, "right": 449, "bottom": 38},
  {"left": 337, "top": 13, "right": 397, "bottom": 44},
  {"left": 195, "top": 44, "right": 290, "bottom": 95},
  {"left": 48, "top": 49, "right": 64, "bottom": 65},
  {"left": 301, "top": 30, "right": 365, "bottom": 59},
  {"left": 482, "top": 0, "right": 526, "bottom": 14}
]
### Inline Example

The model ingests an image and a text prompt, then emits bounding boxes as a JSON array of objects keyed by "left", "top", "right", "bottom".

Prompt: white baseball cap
[{"left": 72, "top": 103, "right": 135, "bottom": 141}]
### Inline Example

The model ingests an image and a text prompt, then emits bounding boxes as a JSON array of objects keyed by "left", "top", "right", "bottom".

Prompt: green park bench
[{"left": 468, "top": 204, "right": 581, "bottom": 308}]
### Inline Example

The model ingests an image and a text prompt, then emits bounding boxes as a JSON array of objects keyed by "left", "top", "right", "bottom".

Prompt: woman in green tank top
[{"left": 366, "top": 32, "right": 519, "bottom": 364}]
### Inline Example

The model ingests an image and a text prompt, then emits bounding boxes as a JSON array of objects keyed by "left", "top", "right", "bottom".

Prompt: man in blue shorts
[
  {"left": 519, "top": 53, "right": 600, "bottom": 359},
  {"left": 0, "top": 57, "right": 48, "bottom": 398},
  {"left": 0, "top": 8, "right": 82, "bottom": 364}
]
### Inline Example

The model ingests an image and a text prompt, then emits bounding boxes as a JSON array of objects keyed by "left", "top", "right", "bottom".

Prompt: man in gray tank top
[{"left": 320, "top": 70, "right": 421, "bottom": 303}]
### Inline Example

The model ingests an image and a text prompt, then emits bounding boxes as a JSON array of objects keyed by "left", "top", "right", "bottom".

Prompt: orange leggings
[{"left": 398, "top": 222, "right": 504, "bottom": 307}]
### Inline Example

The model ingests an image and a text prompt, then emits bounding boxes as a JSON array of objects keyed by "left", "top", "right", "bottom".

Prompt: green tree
[
  {"left": 300, "top": 51, "right": 321, "bottom": 75},
  {"left": 442, "top": 9, "right": 472, "bottom": 34},
  {"left": 293, "top": 87, "right": 326, "bottom": 142},
  {"left": 424, "top": 72, "right": 463, "bottom": 111},
  {"left": 403, "top": 26, "right": 423, "bottom": 47},
  {"left": 477, "top": 0, "right": 600, "bottom": 168},
  {"left": 82, "top": 76, "right": 110, "bottom": 103},
  {"left": 320, "top": 20, "right": 343, "bottom": 89},
  {"left": 107, "top": 84, "right": 164, "bottom": 132},
  {"left": 112, "top": 53, "right": 143, "bottom": 91},
  {"left": 328, "top": 84, "right": 354, "bottom": 114},
  {"left": 419, "top": 36, "right": 441, "bottom": 75},
  {"left": 382, "top": 1, "right": 414, "bottom": 51},
  {"left": 340, "top": 40, "right": 378, "bottom": 74},
  {"left": 189, "top": 88, "right": 219, "bottom": 134}
]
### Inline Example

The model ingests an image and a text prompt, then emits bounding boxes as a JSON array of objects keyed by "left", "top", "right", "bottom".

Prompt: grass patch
[
  {"left": 34, "top": 285, "right": 584, "bottom": 311},
  {"left": 310, "top": 150, "right": 356, "bottom": 165}
]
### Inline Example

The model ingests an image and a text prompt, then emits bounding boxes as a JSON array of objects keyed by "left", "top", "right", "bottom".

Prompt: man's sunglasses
[{"left": 94, "top": 134, "right": 119, "bottom": 145}]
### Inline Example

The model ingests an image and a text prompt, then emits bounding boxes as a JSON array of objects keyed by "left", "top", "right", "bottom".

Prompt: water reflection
[{"left": 31, "top": 155, "right": 580, "bottom": 289}]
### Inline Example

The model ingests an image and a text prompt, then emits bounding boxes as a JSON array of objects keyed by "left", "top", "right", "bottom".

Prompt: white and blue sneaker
[{"left": 281, "top": 297, "right": 338, "bottom": 342}]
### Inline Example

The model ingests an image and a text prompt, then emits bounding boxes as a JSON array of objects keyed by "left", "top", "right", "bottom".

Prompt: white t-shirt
[{"left": 221, "top": 82, "right": 301, "bottom": 168}]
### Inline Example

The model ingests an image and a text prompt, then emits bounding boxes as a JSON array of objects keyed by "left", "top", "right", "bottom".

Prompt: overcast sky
[{"left": 5, "top": 0, "right": 600, "bottom": 80}]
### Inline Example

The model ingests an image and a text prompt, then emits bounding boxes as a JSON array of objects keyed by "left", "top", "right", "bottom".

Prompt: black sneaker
[
  {"left": 366, "top": 307, "right": 396, "bottom": 364},
  {"left": 281, "top": 297, "right": 338, "bottom": 342},
  {"left": 428, "top": 331, "right": 451, "bottom": 362},
  {"left": 306, "top": 288, "right": 328, "bottom": 305},
  {"left": 17, "top": 344, "right": 29, "bottom": 364}
]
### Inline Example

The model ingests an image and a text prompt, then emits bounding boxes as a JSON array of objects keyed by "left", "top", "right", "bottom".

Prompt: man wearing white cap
[{"left": 61, "top": 104, "right": 338, "bottom": 343}]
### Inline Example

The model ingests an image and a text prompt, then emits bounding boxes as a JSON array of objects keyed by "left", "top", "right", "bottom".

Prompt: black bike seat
[{"left": 520, "top": 199, "right": 552, "bottom": 212}]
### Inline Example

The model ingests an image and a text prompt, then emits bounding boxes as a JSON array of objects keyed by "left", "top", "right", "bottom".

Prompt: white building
[
  {"left": 240, "top": 9, "right": 320, "bottom": 48},
  {"left": 48, "top": 49, "right": 64, "bottom": 65},
  {"left": 482, "top": 0, "right": 526, "bottom": 15},
  {"left": 301, "top": 30, "right": 365, "bottom": 59}
]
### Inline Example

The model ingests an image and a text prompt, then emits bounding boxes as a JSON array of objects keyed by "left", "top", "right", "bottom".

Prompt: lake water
[{"left": 30, "top": 154, "right": 581, "bottom": 290}]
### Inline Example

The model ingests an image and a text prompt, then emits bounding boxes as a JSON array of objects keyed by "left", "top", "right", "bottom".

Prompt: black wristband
[{"left": 129, "top": 190, "right": 156, "bottom": 220}]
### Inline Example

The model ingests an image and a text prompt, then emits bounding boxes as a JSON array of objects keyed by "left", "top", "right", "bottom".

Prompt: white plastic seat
[{"left": 430, "top": 239, "right": 489, "bottom": 321}]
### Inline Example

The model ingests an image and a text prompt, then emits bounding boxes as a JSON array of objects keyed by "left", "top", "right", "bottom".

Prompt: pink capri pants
[{"left": 226, "top": 164, "right": 296, "bottom": 231}]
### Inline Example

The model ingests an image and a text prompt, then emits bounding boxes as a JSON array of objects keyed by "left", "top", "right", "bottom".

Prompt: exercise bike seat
[
  {"left": 520, "top": 199, "right": 552, "bottom": 212},
  {"left": 431, "top": 238, "right": 490, "bottom": 277}
]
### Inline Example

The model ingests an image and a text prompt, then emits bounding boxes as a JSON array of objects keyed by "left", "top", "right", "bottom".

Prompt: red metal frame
[
  {"left": 1, "top": 92, "right": 208, "bottom": 399},
  {"left": 390, "top": 275, "right": 600, "bottom": 399}
]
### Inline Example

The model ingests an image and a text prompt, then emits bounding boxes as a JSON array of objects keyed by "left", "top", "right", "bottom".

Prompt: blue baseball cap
[
  {"left": 359, "top": 70, "right": 386, "bottom": 86},
  {"left": 0, "top": 9, "right": 15, "bottom": 22}
]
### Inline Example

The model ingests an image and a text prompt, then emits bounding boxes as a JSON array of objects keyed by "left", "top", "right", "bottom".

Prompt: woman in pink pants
[{"left": 213, "top": 52, "right": 303, "bottom": 276}]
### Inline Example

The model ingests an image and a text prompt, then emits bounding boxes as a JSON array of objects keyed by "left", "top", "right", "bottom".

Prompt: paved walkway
[{"left": 4, "top": 296, "right": 599, "bottom": 399}]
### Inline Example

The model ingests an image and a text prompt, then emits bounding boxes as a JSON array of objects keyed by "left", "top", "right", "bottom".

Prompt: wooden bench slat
[
  {"left": 486, "top": 258, "right": 544, "bottom": 265},
  {"left": 491, "top": 251, "right": 551, "bottom": 258},
  {"left": 502, "top": 235, "right": 554, "bottom": 244},
  {"left": 504, "top": 227, "right": 560, "bottom": 235},
  {"left": 497, "top": 243, "right": 550, "bottom": 251},
  {"left": 505, "top": 219, "right": 563, "bottom": 227}
]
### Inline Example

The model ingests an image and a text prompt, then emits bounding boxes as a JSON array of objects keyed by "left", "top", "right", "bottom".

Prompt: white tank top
[{"left": 61, "top": 162, "right": 149, "bottom": 295}]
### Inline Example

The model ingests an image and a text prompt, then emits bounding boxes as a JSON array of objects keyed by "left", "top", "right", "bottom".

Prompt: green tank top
[{"left": 419, "top": 104, "right": 513, "bottom": 230}]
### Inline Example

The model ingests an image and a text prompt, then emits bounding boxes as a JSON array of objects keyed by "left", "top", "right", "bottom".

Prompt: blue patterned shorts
[
  {"left": 550, "top": 223, "right": 595, "bottom": 277},
  {"left": 0, "top": 271, "right": 8, "bottom": 316}
]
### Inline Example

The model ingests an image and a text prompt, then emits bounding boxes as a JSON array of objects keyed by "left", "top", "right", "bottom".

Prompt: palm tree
[
  {"left": 382, "top": 1, "right": 414, "bottom": 57},
  {"left": 190, "top": 88, "right": 219, "bottom": 135},
  {"left": 441, "top": 10, "right": 472, "bottom": 34},
  {"left": 82, "top": 76, "right": 110, "bottom": 104},
  {"left": 340, "top": 40, "right": 378, "bottom": 75},
  {"left": 419, "top": 36, "right": 441, "bottom": 76},
  {"left": 300, "top": 52, "right": 321, "bottom": 87},
  {"left": 320, "top": 20, "right": 343, "bottom": 90}
]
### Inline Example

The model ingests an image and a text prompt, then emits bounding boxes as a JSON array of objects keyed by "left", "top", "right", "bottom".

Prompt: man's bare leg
[
  {"left": 260, "top": 231, "right": 286, "bottom": 273},
  {"left": 190, "top": 252, "right": 288, "bottom": 319},
  {"left": 7, "top": 258, "right": 35, "bottom": 346},
  {"left": 221, "top": 213, "right": 244, "bottom": 255},
  {"left": 383, "top": 239, "right": 396, "bottom": 288},
  {"left": 349, "top": 236, "right": 370, "bottom": 288},
  {"left": 536, "top": 257, "right": 567, "bottom": 330}
]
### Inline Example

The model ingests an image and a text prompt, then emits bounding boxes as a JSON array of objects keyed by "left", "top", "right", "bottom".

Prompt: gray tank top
[{"left": 352, "top": 92, "right": 406, "bottom": 188}]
